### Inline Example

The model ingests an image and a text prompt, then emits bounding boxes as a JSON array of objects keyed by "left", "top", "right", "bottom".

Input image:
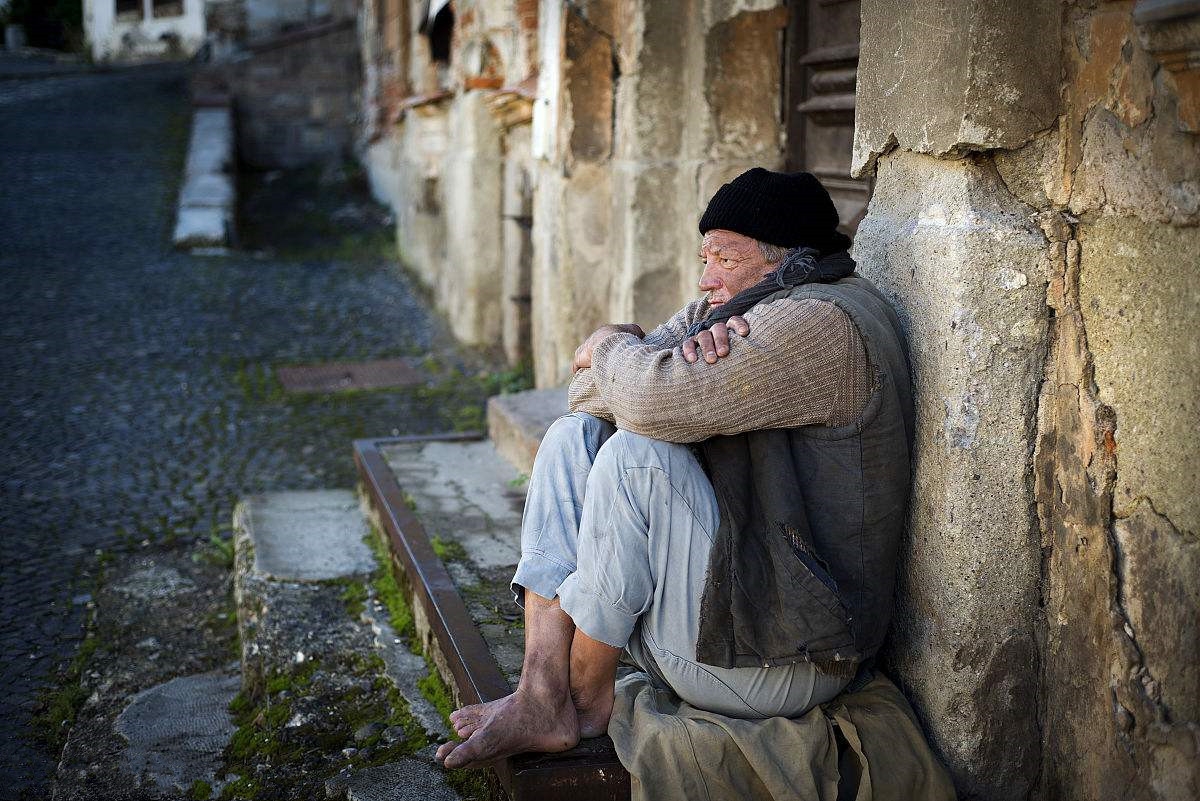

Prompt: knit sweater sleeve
[
  {"left": 573, "top": 298, "right": 871, "bottom": 443},
  {"left": 567, "top": 300, "right": 708, "bottom": 420}
]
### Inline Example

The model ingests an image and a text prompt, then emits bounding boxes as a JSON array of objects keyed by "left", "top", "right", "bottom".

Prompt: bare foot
[
  {"left": 435, "top": 687, "right": 580, "bottom": 770},
  {"left": 571, "top": 682, "right": 614, "bottom": 739}
]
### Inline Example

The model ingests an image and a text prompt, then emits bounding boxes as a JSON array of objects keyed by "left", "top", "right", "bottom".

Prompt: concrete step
[
  {"left": 355, "top": 435, "right": 629, "bottom": 801},
  {"left": 485, "top": 388, "right": 567, "bottom": 476},
  {"left": 232, "top": 489, "right": 460, "bottom": 800}
]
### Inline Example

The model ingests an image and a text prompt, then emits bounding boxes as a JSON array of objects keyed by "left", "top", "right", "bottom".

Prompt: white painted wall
[{"left": 84, "top": 0, "right": 206, "bottom": 62}]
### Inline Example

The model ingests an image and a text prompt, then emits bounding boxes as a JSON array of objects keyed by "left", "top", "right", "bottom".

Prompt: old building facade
[{"left": 357, "top": 1, "right": 1199, "bottom": 799}]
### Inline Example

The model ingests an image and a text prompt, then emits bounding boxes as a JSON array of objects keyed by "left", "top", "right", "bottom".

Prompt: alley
[{"left": 0, "top": 64, "right": 482, "bottom": 797}]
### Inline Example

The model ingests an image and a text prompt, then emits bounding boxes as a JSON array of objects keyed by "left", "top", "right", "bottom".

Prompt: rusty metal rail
[{"left": 354, "top": 436, "right": 630, "bottom": 801}]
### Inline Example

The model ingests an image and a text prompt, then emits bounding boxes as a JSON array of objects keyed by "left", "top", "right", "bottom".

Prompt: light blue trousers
[{"left": 511, "top": 412, "right": 849, "bottom": 719}]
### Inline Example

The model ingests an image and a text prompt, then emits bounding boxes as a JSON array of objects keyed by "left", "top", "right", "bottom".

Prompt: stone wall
[
  {"left": 853, "top": 2, "right": 1199, "bottom": 799},
  {"left": 529, "top": 0, "right": 788, "bottom": 386},
  {"left": 359, "top": 0, "right": 789, "bottom": 372},
  {"left": 359, "top": 0, "right": 539, "bottom": 350},
  {"left": 228, "top": 21, "right": 362, "bottom": 169}
]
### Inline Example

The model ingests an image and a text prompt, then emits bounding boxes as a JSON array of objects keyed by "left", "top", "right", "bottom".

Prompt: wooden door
[{"left": 784, "top": 0, "right": 869, "bottom": 234}]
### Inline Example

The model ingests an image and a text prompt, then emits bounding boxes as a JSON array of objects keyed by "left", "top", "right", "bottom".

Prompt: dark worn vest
[{"left": 695, "top": 275, "right": 914, "bottom": 669}]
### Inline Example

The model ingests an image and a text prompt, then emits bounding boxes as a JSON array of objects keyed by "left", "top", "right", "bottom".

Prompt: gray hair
[{"left": 756, "top": 240, "right": 794, "bottom": 264}]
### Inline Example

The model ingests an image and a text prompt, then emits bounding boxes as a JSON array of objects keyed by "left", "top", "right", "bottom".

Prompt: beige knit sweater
[{"left": 568, "top": 296, "right": 873, "bottom": 443}]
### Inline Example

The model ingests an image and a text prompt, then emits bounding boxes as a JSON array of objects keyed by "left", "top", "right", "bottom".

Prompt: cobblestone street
[{"left": 0, "top": 64, "right": 489, "bottom": 798}]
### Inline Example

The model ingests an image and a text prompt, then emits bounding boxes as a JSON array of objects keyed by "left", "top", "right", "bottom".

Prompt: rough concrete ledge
[
  {"left": 486, "top": 387, "right": 568, "bottom": 475},
  {"left": 174, "top": 104, "right": 235, "bottom": 250},
  {"left": 232, "top": 491, "right": 446, "bottom": 739}
]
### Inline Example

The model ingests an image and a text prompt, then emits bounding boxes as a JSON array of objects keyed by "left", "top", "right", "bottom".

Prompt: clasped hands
[{"left": 571, "top": 316, "right": 750, "bottom": 373}]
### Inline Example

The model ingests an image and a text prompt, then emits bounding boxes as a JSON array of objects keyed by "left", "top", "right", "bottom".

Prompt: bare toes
[
  {"left": 442, "top": 736, "right": 490, "bottom": 770},
  {"left": 435, "top": 741, "right": 458, "bottom": 764},
  {"left": 455, "top": 719, "right": 481, "bottom": 737},
  {"left": 449, "top": 705, "right": 481, "bottom": 724}
]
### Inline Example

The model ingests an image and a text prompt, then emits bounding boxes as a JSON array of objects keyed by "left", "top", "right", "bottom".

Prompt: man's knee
[
  {"left": 593, "top": 429, "right": 689, "bottom": 476},
  {"left": 538, "top": 412, "right": 614, "bottom": 465}
]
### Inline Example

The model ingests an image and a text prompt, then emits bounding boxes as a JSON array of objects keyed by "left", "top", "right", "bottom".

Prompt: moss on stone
[
  {"left": 340, "top": 580, "right": 369, "bottom": 618},
  {"left": 364, "top": 525, "right": 417, "bottom": 644},
  {"left": 429, "top": 536, "right": 468, "bottom": 563},
  {"left": 188, "top": 779, "right": 212, "bottom": 800},
  {"left": 416, "top": 656, "right": 456, "bottom": 731}
]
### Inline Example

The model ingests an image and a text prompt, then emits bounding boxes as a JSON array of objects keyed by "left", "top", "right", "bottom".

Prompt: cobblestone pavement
[{"left": 0, "top": 63, "right": 492, "bottom": 799}]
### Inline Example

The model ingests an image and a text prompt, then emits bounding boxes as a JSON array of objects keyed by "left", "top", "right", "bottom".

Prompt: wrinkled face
[{"left": 697, "top": 229, "right": 775, "bottom": 308}]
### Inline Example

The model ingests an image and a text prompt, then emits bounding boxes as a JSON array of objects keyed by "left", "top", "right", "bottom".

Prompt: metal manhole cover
[{"left": 275, "top": 359, "right": 424, "bottom": 393}]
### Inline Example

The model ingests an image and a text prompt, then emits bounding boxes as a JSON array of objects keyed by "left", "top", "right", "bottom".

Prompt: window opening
[
  {"left": 428, "top": 5, "right": 453, "bottom": 64},
  {"left": 115, "top": 0, "right": 143, "bottom": 21},
  {"left": 152, "top": 0, "right": 184, "bottom": 18}
]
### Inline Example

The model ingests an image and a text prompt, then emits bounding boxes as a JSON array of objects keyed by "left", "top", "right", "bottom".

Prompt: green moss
[
  {"left": 233, "top": 361, "right": 283, "bottom": 404},
  {"left": 364, "top": 525, "right": 417, "bottom": 644},
  {"left": 429, "top": 536, "right": 467, "bottom": 563},
  {"left": 33, "top": 607, "right": 103, "bottom": 748},
  {"left": 189, "top": 779, "right": 212, "bottom": 800},
  {"left": 340, "top": 580, "right": 368, "bottom": 618},
  {"left": 445, "top": 765, "right": 496, "bottom": 801},
  {"left": 416, "top": 655, "right": 456, "bottom": 730},
  {"left": 218, "top": 776, "right": 259, "bottom": 800},
  {"left": 196, "top": 528, "right": 236, "bottom": 568}
]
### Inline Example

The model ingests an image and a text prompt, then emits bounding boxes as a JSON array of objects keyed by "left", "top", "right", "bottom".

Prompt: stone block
[
  {"left": 1077, "top": 216, "right": 1200, "bottom": 536},
  {"left": 487, "top": 387, "right": 568, "bottom": 475},
  {"left": 853, "top": 150, "right": 1050, "bottom": 800},
  {"left": 853, "top": 0, "right": 1061, "bottom": 176},
  {"left": 380, "top": 440, "right": 523, "bottom": 573},
  {"left": 564, "top": 5, "right": 614, "bottom": 163},
  {"left": 1113, "top": 504, "right": 1200, "bottom": 725},
  {"left": 326, "top": 754, "right": 459, "bottom": 801},
  {"left": 179, "top": 173, "right": 234, "bottom": 208},
  {"left": 173, "top": 207, "right": 229, "bottom": 248},
  {"left": 236, "top": 490, "right": 374, "bottom": 581},
  {"left": 704, "top": 6, "right": 786, "bottom": 160},
  {"left": 114, "top": 671, "right": 240, "bottom": 794},
  {"left": 440, "top": 92, "right": 504, "bottom": 346}
]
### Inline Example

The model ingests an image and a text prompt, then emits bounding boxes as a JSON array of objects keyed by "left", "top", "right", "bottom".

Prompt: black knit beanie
[{"left": 698, "top": 168, "right": 846, "bottom": 252}]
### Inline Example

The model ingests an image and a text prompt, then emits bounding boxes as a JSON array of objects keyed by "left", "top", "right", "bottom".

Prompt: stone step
[
  {"left": 486, "top": 387, "right": 568, "bottom": 476},
  {"left": 232, "top": 489, "right": 460, "bottom": 800},
  {"left": 355, "top": 435, "right": 630, "bottom": 801}
]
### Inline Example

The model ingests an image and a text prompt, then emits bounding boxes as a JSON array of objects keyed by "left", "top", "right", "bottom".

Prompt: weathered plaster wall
[
  {"left": 531, "top": 0, "right": 787, "bottom": 386},
  {"left": 357, "top": 0, "right": 539, "bottom": 348},
  {"left": 358, "top": 0, "right": 789, "bottom": 376},
  {"left": 855, "top": 1, "right": 1199, "bottom": 799},
  {"left": 853, "top": 152, "right": 1050, "bottom": 800}
]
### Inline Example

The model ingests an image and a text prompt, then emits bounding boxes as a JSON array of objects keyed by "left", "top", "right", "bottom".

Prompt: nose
[{"left": 698, "top": 260, "right": 722, "bottom": 292}]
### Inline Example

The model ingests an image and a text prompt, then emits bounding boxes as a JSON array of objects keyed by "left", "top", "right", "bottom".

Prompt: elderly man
[{"left": 436, "top": 168, "right": 913, "bottom": 770}]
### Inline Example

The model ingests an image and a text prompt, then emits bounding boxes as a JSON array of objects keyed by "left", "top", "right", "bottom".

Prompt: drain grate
[{"left": 275, "top": 359, "right": 424, "bottom": 393}]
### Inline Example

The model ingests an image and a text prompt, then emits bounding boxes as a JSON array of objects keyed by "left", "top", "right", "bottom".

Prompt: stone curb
[
  {"left": 232, "top": 491, "right": 460, "bottom": 799},
  {"left": 485, "top": 387, "right": 568, "bottom": 477},
  {"left": 173, "top": 104, "right": 235, "bottom": 250}
]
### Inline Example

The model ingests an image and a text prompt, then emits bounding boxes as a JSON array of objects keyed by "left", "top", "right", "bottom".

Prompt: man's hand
[
  {"left": 573, "top": 323, "right": 646, "bottom": 373},
  {"left": 681, "top": 316, "right": 749, "bottom": 364}
]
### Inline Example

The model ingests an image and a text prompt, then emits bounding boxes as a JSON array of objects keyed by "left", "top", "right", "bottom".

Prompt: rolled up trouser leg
[
  {"left": 510, "top": 412, "right": 616, "bottom": 606},
  {"left": 558, "top": 429, "right": 850, "bottom": 719}
]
